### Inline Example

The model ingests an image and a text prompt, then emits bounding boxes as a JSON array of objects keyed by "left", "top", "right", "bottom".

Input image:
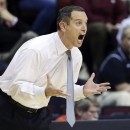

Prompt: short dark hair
[
  {"left": 75, "top": 96, "right": 100, "bottom": 116},
  {"left": 57, "top": 5, "right": 85, "bottom": 30}
]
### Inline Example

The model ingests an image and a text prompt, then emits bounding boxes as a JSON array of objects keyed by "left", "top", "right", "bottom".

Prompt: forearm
[
  {"left": 9, "top": 81, "right": 48, "bottom": 103},
  {"left": 60, "top": 84, "right": 85, "bottom": 100},
  {"left": 8, "top": 49, "right": 48, "bottom": 105}
]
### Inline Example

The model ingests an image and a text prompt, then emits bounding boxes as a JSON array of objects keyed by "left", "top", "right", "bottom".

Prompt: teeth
[{"left": 78, "top": 40, "right": 82, "bottom": 43}]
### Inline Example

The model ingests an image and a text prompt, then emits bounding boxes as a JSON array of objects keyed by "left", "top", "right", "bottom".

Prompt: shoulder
[
  {"left": 100, "top": 51, "right": 123, "bottom": 72},
  {"left": 26, "top": 32, "right": 56, "bottom": 53},
  {"left": 28, "top": 33, "right": 55, "bottom": 50},
  {"left": 19, "top": 32, "right": 56, "bottom": 60}
]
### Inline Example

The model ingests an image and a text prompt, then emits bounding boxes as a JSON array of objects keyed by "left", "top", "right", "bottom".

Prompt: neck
[{"left": 58, "top": 31, "right": 73, "bottom": 50}]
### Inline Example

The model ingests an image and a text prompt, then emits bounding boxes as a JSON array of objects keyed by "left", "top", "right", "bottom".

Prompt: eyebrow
[{"left": 74, "top": 19, "right": 88, "bottom": 22}]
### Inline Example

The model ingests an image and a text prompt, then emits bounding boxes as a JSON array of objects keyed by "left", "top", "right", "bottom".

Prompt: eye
[{"left": 76, "top": 21, "right": 82, "bottom": 26}]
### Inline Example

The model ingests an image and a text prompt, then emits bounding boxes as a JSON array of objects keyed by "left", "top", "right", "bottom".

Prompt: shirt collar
[{"left": 54, "top": 32, "right": 68, "bottom": 55}]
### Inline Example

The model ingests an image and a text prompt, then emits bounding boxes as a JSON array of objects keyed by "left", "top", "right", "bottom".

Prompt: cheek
[
  {"left": 83, "top": 112, "right": 92, "bottom": 120},
  {"left": 122, "top": 43, "right": 128, "bottom": 49}
]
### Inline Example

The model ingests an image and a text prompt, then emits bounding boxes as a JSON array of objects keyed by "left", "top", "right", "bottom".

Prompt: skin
[
  {"left": 45, "top": 11, "right": 111, "bottom": 97},
  {"left": 0, "top": 0, "right": 15, "bottom": 23},
  {"left": 58, "top": 11, "right": 87, "bottom": 49},
  {"left": 76, "top": 105, "right": 99, "bottom": 120},
  {"left": 0, "top": 0, "right": 6, "bottom": 9},
  {"left": 121, "top": 28, "right": 130, "bottom": 58}
]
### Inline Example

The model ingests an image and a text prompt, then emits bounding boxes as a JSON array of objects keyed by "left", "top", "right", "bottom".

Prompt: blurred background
[{"left": 0, "top": 0, "right": 130, "bottom": 123}]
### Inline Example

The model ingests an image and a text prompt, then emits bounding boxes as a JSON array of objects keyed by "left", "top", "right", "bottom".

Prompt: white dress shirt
[{"left": 0, "top": 32, "right": 85, "bottom": 109}]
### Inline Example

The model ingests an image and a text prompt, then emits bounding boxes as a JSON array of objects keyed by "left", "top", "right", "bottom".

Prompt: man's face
[
  {"left": 80, "top": 105, "right": 99, "bottom": 120},
  {"left": 121, "top": 28, "right": 130, "bottom": 57},
  {"left": 64, "top": 11, "right": 87, "bottom": 48},
  {"left": 0, "top": 0, "right": 7, "bottom": 9}
]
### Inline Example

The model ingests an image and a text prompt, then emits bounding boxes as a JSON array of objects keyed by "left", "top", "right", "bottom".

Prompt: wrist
[
  {"left": 83, "top": 85, "right": 89, "bottom": 97},
  {"left": 45, "top": 88, "right": 49, "bottom": 97}
]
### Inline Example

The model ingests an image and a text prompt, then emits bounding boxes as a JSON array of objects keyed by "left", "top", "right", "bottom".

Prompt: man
[
  {"left": 56, "top": 96, "right": 100, "bottom": 121},
  {"left": 73, "top": 0, "right": 127, "bottom": 73},
  {"left": 0, "top": 0, "right": 37, "bottom": 62},
  {"left": 75, "top": 96, "right": 99, "bottom": 121},
  {"left": 97, "top": 24, "right": 130, "bottom": 108},
  {"left": 0, "top": 6, "right": 110, "bottom": 130}
]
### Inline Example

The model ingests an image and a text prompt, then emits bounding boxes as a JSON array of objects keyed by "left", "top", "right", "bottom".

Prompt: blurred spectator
[
  {"left": 18, "top": 0, "right": 58, "bottom": 35},
  {"left": 55, "top": 96, "right": 100, "bottom": 121},
  {"left": 0, "top": 0, "right": 38, "bottom": 63},
  {"left": 73, "top": 0, "right": 127, "bottom": 73},
  {"left": 97, "top": 23, "right": 130, "bottom": 108},
  {"left": 123, "top": 0, "right": 130, "bottom": 15}
]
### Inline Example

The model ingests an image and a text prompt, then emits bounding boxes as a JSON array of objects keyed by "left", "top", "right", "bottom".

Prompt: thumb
[
  {"left": 46, "top": 74, "right": 52, "bottom": 85},
  {"left": 89, "top": 72, "right": 95, "bottom": 81}
]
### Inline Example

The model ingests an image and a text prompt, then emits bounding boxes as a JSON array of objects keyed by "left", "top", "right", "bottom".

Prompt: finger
[
  {"left": 98, "top": 86, "right": 111, "bottom": 90},
  {"left": 54, "top": 91, "right": 71, "bottom": 97},
  {"left": 54, "top": 89, "right": 64, "bottom": 93},
  {"left": 105, "top": 86, "right": 111, "bottom": 89},
  {"left": 59, "top": 92, "right": 71, "bottom": 97},
  {"left": 99, "top": 86, "right": 111, "bottom": 90},
  {"left": 99, "top": 82, "right": 110, "bottom": 86},
  {"left": 97, "top": 88, "right": 107, "bottom": 92},
  {"left": 46, "top": 74, "right": 52, "bottom": 85},
  {"left": 89, "top": 72, "right": 95, "bottom": 81},
  {"left": 97, "top": 86, "right": 111, "bottom": 92},
  {"left": 90, "top": 91, "right": 101, "bottom": 95}
]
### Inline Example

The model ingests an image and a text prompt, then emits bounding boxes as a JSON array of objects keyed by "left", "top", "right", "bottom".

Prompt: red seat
[{"left": 101, "top": 106, "right": 130, "bottom": 116}]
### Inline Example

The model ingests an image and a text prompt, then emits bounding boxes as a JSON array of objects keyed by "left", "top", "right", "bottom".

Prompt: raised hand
[
  {"left": 45, "top": 74, "right": 71, "bottom": 97},
  {"left": 83, "top": 73, "right": 111, "bottom": 97}
]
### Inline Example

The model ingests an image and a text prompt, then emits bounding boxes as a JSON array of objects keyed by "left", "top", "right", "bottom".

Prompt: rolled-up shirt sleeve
[
  {"left": 9, "top": 49, "right": 48, "bottom": 106},
  {"left": 73, "top": 52, "right": 85, "bottom": 100}
]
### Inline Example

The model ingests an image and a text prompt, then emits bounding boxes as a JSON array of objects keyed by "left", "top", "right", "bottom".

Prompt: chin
[
  {"left": 91, "top": 118, "right": 98, "bottom": 121},
  {"left": 77, "top": 44, "right": 82, "bottom": 48}
]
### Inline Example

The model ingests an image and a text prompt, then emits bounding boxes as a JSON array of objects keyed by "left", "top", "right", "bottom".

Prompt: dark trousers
[{"left": 0, "top": 89, "right": 52, "bottom": 130}]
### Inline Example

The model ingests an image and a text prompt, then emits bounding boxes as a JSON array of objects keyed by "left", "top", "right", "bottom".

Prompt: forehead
[
  {"left": 0, "top": 0, "right": 6, "bottom": 3},
  {"left": 89, "top": 105, "right": 99, "bottom": 110},
  {"left": 70, "top": 11, "right": 88, "bottom": 21}
]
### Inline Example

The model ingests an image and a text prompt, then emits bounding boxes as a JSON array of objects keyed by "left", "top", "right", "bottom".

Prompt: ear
[
  {"left": 59, "top": 21, "right": 66, "bottom": 32},
  {"left": 76, "top": 108, "right": 83, "bottom": 116}
]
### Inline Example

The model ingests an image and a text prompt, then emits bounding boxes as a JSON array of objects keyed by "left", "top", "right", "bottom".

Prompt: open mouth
[
  {"left": 78, "top": 34, "right": 85, "bottom": 43},
  {"left": 78, "top": 35, "right": 84, "bottom": 40}
]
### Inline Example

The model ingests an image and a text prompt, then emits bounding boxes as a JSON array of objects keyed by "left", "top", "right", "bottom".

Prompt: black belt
[{"left": 0, "top": 89, "right": 38, "bottom": 113}]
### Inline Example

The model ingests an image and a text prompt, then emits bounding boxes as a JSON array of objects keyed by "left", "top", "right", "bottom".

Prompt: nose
[
  {"left": 93, "top": 112, "right": 99, "bottom": 119},
  {"left": 81, "top": 23, "right": 87, "bottom": 33}
]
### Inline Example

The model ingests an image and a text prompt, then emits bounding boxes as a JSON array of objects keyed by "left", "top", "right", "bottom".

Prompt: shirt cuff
[
  {"left": 34, "top": 86, "right": 49, "bottom": 100},
  {"left": 74, "top": 85, "right": 86, "bottom": 100},
  {"left": 11, "top": 17, "right": 18, "bottom": 27}
]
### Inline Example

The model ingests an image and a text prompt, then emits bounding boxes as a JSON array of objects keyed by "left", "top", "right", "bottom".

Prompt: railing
[{"left": 50, "top": 119, "right": 130, "bottom": 130}]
